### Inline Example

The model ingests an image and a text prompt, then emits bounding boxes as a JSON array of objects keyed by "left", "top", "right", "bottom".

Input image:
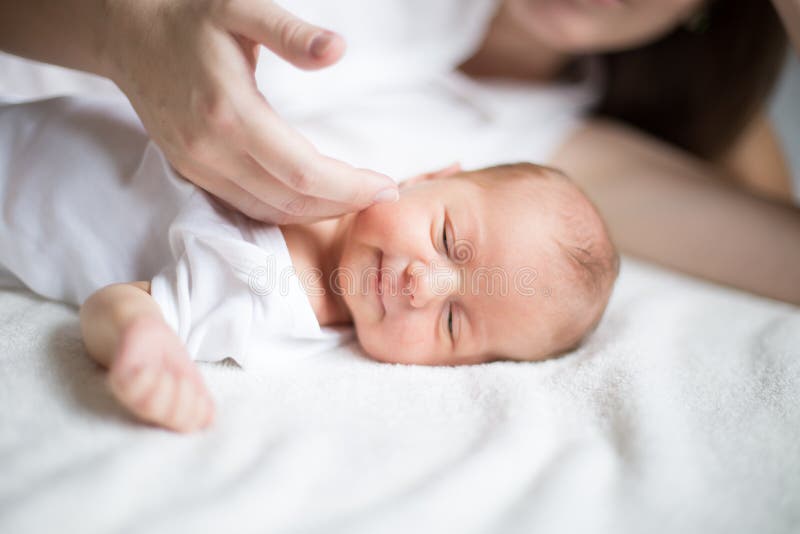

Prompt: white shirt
[
  {"left": 258, "top": 0, "right": 596, "bottom": 178},
  {"left": 149, "top": 189, "right": 348, "bottom": 369}
]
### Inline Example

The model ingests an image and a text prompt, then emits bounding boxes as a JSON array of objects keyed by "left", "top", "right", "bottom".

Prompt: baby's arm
[{"left": 80, "top": 282, "right": 214, "bottom": 432}]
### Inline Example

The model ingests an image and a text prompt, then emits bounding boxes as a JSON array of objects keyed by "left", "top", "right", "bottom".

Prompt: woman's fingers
[
  {"left": 216, "top": 151, "right": 367, "bottom": 221},
  {"left": 237, "top": 92, "right": 398, "bottom": 209},
  {"left": 184, "top": 4, "right": 399, "bottom": 220},
  {"left": 177, "top": 156, "right": 338, "bottom": 224},
  {"left": 113, "top": 0, "right": 397, "bottom": 224},
  {"left": 176, "top": 158, "right": 272, "bottom": 218},
  {"left": 179, "top": 84, "right": 398, "bottom": 219},
  {"left": 222, "top": 0, "right": 346, "bottom": 69}
]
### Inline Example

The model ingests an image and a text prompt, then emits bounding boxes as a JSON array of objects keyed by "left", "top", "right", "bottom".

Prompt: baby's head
[{"left": 337, "top": 163, "right": 619, "bottom": 365}]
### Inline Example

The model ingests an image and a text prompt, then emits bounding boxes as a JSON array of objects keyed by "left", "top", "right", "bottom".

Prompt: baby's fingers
[
  {"left": 167, "top": 378, "right": 214, "bottom": 432},
  {"left": 139, "top": 371, "right": 177, "bottom": 425}
]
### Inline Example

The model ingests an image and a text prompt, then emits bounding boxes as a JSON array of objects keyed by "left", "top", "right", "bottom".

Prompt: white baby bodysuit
[
  {"left": 148, "top": 188, "right": 348, "bottom": 369},
  {"left": 0, "top": 96, "right": 347, "bottom": 368}
]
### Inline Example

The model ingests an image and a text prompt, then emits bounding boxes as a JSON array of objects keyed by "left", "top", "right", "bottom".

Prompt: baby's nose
[{"left": 405, "top": 260, "right": 457, "bottom": 309}]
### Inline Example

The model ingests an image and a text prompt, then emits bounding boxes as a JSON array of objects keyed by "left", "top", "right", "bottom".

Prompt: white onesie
[{"left": 0, "top": 96, "right": 348, "bottom": 368}]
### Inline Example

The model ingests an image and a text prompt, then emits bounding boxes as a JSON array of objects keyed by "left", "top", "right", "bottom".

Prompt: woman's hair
[{"left": 593, "top": 0, "right": 787, "bottom": 159}]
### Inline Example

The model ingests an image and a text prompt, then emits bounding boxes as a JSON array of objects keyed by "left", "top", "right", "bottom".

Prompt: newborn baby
[
  {"left": 80, "top": 162, "right": 618, "bottom": 432},
  {"left": 0, "top": 97, "right": 617, "bottom": 434}
]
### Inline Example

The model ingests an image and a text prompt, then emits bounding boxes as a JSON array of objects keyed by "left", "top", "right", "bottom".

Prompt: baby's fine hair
[{"left": 463, "top": 162, "right": 620, "bottom": 355}]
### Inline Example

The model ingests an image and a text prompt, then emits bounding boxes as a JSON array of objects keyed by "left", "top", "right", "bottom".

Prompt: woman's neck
[
  {"left": 459, "top": 3, "right": 571, "bottom": 81},
  {"left": 279, "top": 215, "right": 354, "bottom": 327}
]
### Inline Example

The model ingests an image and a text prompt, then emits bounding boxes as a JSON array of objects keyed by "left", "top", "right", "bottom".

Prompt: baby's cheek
[
  {"left": 354, "top": 202, "right": 394, "bottom": 234},
  {"left": 357, "top": 318, "right": 436, "bottom": 364},
  {"left": 354, "top": 196, "right": 421, "bottom": 243}
]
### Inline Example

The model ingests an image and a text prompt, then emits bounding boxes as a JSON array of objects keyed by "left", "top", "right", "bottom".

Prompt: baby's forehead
[
  {"left": 470, "top": 176, "right": 570, "bottom": 251},
  {"left": 448, "top": 167, "right": 595, "bottom": 361},
  {"left": 456, "top": 166, "right": 572, "bottom": 212}
]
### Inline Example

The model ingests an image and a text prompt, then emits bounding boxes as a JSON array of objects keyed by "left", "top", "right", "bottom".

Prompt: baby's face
[{"left": 337, "top": 165, "right": 613, "bottom": 365}]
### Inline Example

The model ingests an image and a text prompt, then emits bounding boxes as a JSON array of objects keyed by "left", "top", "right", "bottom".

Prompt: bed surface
[{"left": 1, "top": 258, "right": 799, "bottom": 534}]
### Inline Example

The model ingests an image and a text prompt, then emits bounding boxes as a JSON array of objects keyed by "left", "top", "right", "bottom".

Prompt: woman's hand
[
  {"left": 0, "top": 0, "right": 398, "bottom": 223},
  {"left": 103, "top": 0, "right": 397, "bottom": 223}
]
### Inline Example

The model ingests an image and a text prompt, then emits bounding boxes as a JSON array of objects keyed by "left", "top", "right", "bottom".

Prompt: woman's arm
[
  {"left": 550, "top": 119, "right": 800, "bottom": 305},
  {"left": 716, "top": 112, "right": 795, "bottom": 203},
  {"left": 0, "top": 0, "right": 113, "bottom": 76}
]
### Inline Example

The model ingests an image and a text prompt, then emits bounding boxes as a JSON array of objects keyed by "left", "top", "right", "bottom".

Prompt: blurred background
[
  {"left": 2, "top": 48, "right": 799, "bottom": 196},
  {"left": 770, "top": 53, "right": 800, "bottom": 198}
]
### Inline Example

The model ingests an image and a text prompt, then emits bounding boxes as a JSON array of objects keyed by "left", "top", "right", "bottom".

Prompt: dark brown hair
[{"left": 594, "top": 0, "right": 787, "bottom": 159}]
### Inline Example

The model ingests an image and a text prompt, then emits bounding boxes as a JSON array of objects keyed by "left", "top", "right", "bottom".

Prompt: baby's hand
[{"left": 108, "top": 316, "right": 214, "bottom": 432}]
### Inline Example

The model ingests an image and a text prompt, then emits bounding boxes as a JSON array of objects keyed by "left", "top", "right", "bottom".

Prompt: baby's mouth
[
  {"left": 377, "top": 252, "right": 383, "bottom": 294},
  {"left": 375, "top": 250, "right": 387, "bottom": 317}
]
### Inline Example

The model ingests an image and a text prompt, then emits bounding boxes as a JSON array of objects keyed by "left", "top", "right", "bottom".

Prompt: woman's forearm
[
  {"left": 551, "top": 120, "right": 800, "bottom": 305},
  {"left": 716, "top": 113, "right": 795, "bottom": 204},
  {"left": 0, "top": 0, "right": 116, "bottom": 76}
]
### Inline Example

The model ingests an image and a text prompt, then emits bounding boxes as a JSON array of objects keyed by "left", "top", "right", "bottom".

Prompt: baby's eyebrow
[{"left": 451, "top": 196, "right": 483, "bottom": 270}]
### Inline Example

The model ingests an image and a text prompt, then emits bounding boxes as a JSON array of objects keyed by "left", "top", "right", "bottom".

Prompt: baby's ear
[{"left": 402, "top": 162, "right": 462, "bottom": 188}]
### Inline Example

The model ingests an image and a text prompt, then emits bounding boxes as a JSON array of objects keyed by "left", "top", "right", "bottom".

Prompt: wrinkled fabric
[{"left": 0, "top": 96, "right": 345, "bottom": 367}]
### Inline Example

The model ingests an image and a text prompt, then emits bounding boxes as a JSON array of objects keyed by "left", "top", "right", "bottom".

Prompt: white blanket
[
  {"left": 1, "top": 259, "right": 799, "bottom": 534},
  {"left": 1, "top": 1, "right": 799, "bottom": 529}
]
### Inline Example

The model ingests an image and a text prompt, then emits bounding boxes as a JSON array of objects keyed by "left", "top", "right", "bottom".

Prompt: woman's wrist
[
  {"left": 99, "top": 0, "right": 148, "bottom": 84},
  {"left": 0, "top": 0, "right": 123, "bottom": 77}
]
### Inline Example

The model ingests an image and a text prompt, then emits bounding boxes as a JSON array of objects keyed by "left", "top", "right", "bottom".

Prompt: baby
[
  {"left": 79, "top": 163, "right": 618, "bottom": 432},
  {"left": 0, "top": 97, "right": 618, "bottom": 433}
]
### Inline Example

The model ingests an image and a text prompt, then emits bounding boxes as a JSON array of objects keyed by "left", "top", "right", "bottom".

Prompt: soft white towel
[
  {"left": 1, "top": 2, "right": 798, "bottom": 531},
  {"left": 0, "top": 258, "right": 798, "bottom": 534}
]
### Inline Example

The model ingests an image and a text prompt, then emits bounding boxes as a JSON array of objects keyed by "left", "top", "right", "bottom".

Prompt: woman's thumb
[{"left": 223, "top": 0, "right": 345, "bottom": 70}]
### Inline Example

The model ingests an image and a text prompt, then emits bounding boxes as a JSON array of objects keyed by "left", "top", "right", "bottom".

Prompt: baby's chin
[
  {"left": 352, "top": 326, "right": 398, "bottom": 361},
  {"left": 361, "top": 350, "right": 440, "bottom": 366},
  {"left": 353, "top": 326, "right": 425, "bottom": 365},
  {"left": 355, "top": 328, "right": 496, "bottom": 366}
]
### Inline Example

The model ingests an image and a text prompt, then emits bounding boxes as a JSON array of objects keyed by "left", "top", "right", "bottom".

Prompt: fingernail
[
  {"left": 310, "top": 32, "right": 335, "bottom": 59},
  {"left": 373, "top": 188, "right": 399, "bottom": 204}
]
